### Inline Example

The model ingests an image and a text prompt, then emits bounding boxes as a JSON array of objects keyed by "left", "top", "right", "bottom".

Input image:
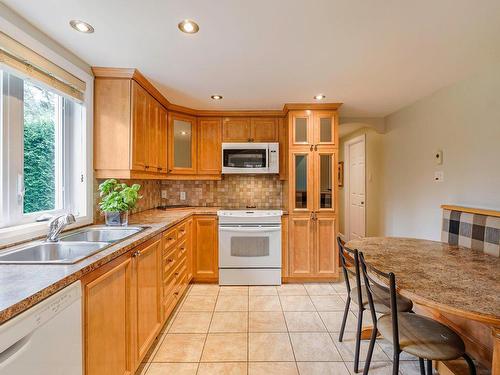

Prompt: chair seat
[
  {"left": 350, "top": 286, "right": 413, "bottom": 313},
  {"left": 378, "top": 312, "right": 465, "bottom": 360}
]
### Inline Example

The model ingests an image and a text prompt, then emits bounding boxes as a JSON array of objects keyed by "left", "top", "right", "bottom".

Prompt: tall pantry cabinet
[{"left": 286, "top": 108, "right": 339, "bottom": 280}]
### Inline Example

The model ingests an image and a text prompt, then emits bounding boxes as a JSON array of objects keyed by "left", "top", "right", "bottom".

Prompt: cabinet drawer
[
  {"left": 163, "top": 246, "right": 178, "bottom": 278},
  {"left": 177, "top": 221, "right": 188, "bottom": 239},
  {"left": 177, "top": 239, "right": 188, "bottom": 261},
  {"left": 163, "top": 228, "right": 178, "bottom": 250}
]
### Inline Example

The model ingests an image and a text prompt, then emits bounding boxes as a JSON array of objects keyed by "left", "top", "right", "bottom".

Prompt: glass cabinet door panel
[
  {"left": 294, "top": 154, "right": 308, "bottom": 209},
  {"left": 319, "top": 117, "right": 332, "bottom": 143},
  {"left": 319, "top": 154, "right": 333, "bottom": 209},
  {"left": 294, "top": 117, "right": 308, "bottom": 143},
  {"left": 173, "top": 119, "right": 192, "bottom": 168}
]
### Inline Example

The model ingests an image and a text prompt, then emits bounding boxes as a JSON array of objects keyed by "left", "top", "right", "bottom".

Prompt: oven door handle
[{"left": 219, "top": 226, "right": 281, "bottom": 233}]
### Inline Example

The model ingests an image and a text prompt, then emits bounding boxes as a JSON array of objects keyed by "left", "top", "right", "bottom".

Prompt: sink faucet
[{"left": 47, "top": 214, "right": 76, "bottom": 242}]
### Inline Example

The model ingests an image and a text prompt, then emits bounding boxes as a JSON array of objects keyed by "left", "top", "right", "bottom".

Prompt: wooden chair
[
  {"left": 358, "top": 252, "right": 477, "bottom": 375},
  {"left": 337, "top": 237, "right": 413, "bottom": 373}
]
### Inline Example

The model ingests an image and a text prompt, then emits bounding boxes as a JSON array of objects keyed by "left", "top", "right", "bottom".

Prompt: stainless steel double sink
[{"left": 0, "top": 226, "right": 148, "bottom": 264}]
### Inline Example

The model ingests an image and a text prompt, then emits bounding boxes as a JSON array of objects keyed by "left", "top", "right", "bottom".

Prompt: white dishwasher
[{"left": 0, "top": 281, "right": 82, "bottom": 375}]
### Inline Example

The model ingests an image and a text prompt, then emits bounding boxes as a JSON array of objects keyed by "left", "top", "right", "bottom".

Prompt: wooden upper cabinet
[
  {"left": 222, "top": 118, "right": 251, "bottom": 142},
  {"left": 168, "top": 113, "right": 197, "bottom": 174},
  {"left": 290, "top": 111, "right": 313, "bottom": 147},
  {"left": 94, "top": 76, "right": 168, "bottom": 179},
  {"left": 131, "top": 81, "right": 149, "bottom": 171},
  {"left": 251, "top": 118, "right": 278, "bottom": 142},
  {"left": 198, "top": 118, "right": 222, "bottom": 175},
  {"left": 313, "top": 111, "right": 337, "bottom": 148}
]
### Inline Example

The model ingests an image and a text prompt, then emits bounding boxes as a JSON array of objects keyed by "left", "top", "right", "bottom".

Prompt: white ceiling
[{"left": 4, "top": 0, "right": 500, "bottom": 116}]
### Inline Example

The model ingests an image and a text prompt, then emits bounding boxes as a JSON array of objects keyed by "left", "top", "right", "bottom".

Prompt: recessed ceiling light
[
  {"left": 211, "top": 95, "right": 223, "bottom": 100},
  {"left": 180, "top": 131, "right": 188, "bottom": 135},
  {"left": 178, "top": 19, "right": 199, "bottom": 34},
  {"left": 314, "top": 94, "right": 326, "bottom": 100},
  {"left": 69, "top": 20, "right": 94, "bottom": 34}
]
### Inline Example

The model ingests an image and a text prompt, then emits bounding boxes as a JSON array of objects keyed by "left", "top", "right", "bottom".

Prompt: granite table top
[
  {"left": 346, "top": 237, "right": 500, "bottom": 325},
  {"left": 0, "top": 207, "right": 220, "bottom": 325}
]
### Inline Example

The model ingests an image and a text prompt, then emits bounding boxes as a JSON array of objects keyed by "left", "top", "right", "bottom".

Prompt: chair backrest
[
  {"left": 442, "top": 208, "right": 500, "bottom": 257},
  {"left": 359, "top": 252, "right": 400, "bottom": 353},
  {"left": 337, "top": 237, "right": 363, "bottom": 304}
]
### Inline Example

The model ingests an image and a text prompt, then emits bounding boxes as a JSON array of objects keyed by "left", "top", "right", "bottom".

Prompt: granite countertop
[
  {"left": 346, "top": 237, "right": 500, "bottom": 325},
  {"left": 0, "top": 207, "right": 219, "bottom": 325}
]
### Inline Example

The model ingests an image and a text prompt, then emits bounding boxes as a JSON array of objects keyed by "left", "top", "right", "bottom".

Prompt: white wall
[{"left": 380, "top": 66, "right": 500, "bottom": 240}]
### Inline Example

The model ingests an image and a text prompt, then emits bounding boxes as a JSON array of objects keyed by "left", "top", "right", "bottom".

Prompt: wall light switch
[
  {"left": 434, "top": 171, "right": 444, "bottom": 182},
  {"left": 180, "top": 191, "right": 186, "bottom": 201},
  {"left": 161, "top": 190, "right": 167, "bottom": 199}
]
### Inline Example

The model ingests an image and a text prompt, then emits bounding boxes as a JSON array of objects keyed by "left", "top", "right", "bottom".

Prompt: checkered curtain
[{"left": 441, "top": 209, "right": 500, "bottom": 257}]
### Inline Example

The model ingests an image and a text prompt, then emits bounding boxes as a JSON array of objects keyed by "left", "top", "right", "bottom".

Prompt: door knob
[{"left": 361, "top": 201, "right": 364, "bottom": 205}]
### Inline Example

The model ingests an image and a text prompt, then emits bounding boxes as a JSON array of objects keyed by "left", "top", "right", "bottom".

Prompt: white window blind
[{"left": 0, "top": 31, "right": 85, "bottom": 101}]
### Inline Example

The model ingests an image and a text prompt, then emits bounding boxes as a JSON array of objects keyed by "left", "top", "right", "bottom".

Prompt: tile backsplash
[
  {"left": 94, "top": 175, "right": 283, "bottom": 221},
  {"left": 160, "top": 175, "right": 283, "bottom": 208}
]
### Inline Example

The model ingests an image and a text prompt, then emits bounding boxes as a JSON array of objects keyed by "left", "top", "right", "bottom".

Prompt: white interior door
[{"left": 346, "top": 135, "right": 365, "bottom": 240}]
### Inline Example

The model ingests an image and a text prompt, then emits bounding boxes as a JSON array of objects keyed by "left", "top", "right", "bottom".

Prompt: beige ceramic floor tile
[
  {"left": 210, "top": 312, "right": 248, "bottom": 333},
  {"left": 189, "top": 283, "right": 220, "bottom": 296},
  {"left": 279, "top": 295, "right": 316, "bottom": 311},
  {"left": 146, "top": 362, "right": 198, "bottom": 375},
  {"left": 330, "top": 332, "right": 389, "bottom": 362},
  {"left": 201, "top": 333, "right": 248, "bottom": 362},
  {"left": 169, "top": 311, "right": 213, "bottom": 333},
  {"left": 153, "top": 333, "right": 206, "bottom": 362},
  {"left": 284, "top": 311, "right": 326, "bottom": 332},
  {"left": 249, "top": 295, "right": 282, "bottom": 311},
  {"left": 219, "top": 286, "right": 249, "bottom": 296},
  {"left": 398, "top": 361, "right": 424, "bottom": 375},
  {"left": 319, "top": 311, "right": 358, "bottom": 332},
  {"left": 289, "top": 332, "right": 342, "bottom": 361},
  {"left": 215, "top": 295, "right": 248, "bottom": 311},
  {"left": 347, "top": 361, "right": 393, "bottom": 375},
  {"left": 377, "top": 340, "right": 418, "bottom": 361},
  {"left": 248, "top": 362, "right": 298, "bottom": 375},
  {"left": 181, "top": 294, "right": 217, "bottom": 312},
  {"left": 276, "top": 284, "right": 308, "bottom": 296},
  {"left": 331, "top": 281, "right": 348, "bottom": 293},
  {"left": 248, "top": 332, "right": 295, "bottom": 361},
  {"left": 248, "top": 311, "right": 287, "bottom": 332},
  {"left": 141, "top": 333, "right": 164, "bottom": 363},
  {"left": 297, "top": 361, "right": 351, "bottom": 375},
  {"left": 197, "top": 362, "right": 247, "bottom": 375},
  {"left": 310, "top": 295, "right": 346, "bottom": 311},
  {"left": 249, "top": 286, "right": 278, "bottom": 296},
  {"left": 304, "top": 283, "right": 336, "bottom": 296}
]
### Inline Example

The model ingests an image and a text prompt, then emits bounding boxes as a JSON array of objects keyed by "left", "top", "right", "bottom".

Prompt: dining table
[{"left": 345, "top": 237, "right": 500, "bottom": 375}]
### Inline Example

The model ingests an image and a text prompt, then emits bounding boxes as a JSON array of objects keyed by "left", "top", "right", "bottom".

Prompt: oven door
[
  {"left": 218, "top": 225, "right": 281, "bottom": 268},
  {"left": 222, "top": 145, "right": 269, "bottom": 174}
]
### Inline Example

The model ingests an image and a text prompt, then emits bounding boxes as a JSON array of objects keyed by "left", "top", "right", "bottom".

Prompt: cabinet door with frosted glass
[
  {"left": 290, "top": 111, "right": 313, "bottom": 147},
  {"left": 313, "top": 111, "right": 337, "bottom": 149},
  {"left": 290, "top": 151, "right": 313, "bottom": 213},
  {"left": 168, "top": 114, "right": 197, "bottom": 174},
  {"left": 313, "top": 151, "right": 336, "bottom": 213}
]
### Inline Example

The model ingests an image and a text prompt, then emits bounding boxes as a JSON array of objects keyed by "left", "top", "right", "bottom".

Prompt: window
[{"left": 0, "top": 68, "right": 87, "bottom": 228}]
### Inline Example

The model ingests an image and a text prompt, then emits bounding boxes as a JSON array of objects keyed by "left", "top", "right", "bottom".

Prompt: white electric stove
[{"left": 217, "top": 210, "right": 283, "bottom": 285}]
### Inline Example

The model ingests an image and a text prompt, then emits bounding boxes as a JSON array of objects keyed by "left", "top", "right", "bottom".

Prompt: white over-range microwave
[{"left": 221, "top": 142, "right": 279, "bottom": 174}]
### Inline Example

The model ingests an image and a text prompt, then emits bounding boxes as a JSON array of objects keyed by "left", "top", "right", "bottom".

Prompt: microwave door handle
[{"left": 220, "top": 226, "right": 281, "bottom": 233}]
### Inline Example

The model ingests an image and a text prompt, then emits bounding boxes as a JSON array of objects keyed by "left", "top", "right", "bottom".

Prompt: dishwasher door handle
[{"left": 0, "top": 332, "right": 33, "bottom": 367}]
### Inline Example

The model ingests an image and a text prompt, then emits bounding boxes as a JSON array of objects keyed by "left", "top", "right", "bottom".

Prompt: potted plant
[{"left": 98, "top": 179, "right": 142, "bottom": 226}]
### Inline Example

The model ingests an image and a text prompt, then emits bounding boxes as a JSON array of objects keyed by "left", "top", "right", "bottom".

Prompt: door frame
[{"left": 344, "top": 133, "right": 366, "bottom": 241}]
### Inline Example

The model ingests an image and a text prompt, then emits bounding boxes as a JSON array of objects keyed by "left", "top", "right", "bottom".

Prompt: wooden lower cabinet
[
  {"left": 83, "top": 253, "right": 134, "bottom": 375},
  {"left": 288, "top": 214, "right": 338, "bottom": 279},
  {"left": 193, "top": 215, "right": 218, "bottom": 282},
  {"left": 134, "top": 238, "right": 162, "bottom": 362}
]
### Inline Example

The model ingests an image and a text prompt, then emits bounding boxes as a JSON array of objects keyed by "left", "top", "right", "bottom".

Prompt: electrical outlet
[
  {"left": 180, "top": 191, "right": 186, "bottom": 201},
  {"left": 161, "top": 190, "right": 167, "bottom": 199},
  {"left": 434, "top": 171, "right": 444, "bottom": 182}
]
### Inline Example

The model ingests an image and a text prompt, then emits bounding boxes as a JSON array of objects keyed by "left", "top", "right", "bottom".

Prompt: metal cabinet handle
[
  {"left": 314, "top": 144, "right": 318, "bottom": 151},
  {"left": 145, "top": 165, "right": 150, "bottom": 169},
  {"left": 310, "top": 145, "right": 313, "bottom": 151},
  {"left": 168, "top": 258, "right": 174, "bottom": 263}
]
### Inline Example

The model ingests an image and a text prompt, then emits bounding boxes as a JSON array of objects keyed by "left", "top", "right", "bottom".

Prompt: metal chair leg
[
  {"left": 362, "top": 324, "right": 378, "bottom": 375},
  {"left": 426, "top": 359, "right": 433, "bottom": 375},
  {"left": 353, "top": 308, "right": 364, "bottom": 373},
  {"left": 418, "top": 358, "right": 425, "bottom": 375},
  {"left": 462, "top": 353, "right": 476, "bottom": 375},
  {"left": 338, "top": 296, "right": 351, "bottom": 342},
  {"left": 392, "top": 352, "right": 400, "bottom": 375}
]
